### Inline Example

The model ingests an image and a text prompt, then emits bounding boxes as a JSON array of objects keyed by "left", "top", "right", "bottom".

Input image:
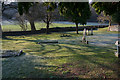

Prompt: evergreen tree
[{"left": 59, "top": 2, "right": 91, "bottom": 34}]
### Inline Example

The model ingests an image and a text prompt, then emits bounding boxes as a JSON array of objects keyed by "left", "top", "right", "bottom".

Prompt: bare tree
[
  {"left": 25, "top": 3, "right": 45, "bottom": 31},
  {"left": 97, "top": 14, "right": 112, "bottom": 31},
  {"left": 42, "top": 7, "right": 57, "bottom": 34},
  {"left": 40, "top": 3, "right": 57, "bottom": 34},
  {"left": 16, "top": 13, "right": 28, "bottom": 31},
  {"left": 28, "top": 2, "right": 57, "bottom": 34},
  {"left": 18, "top": 3, "right": 45, "bottom": 31},
  {"left": 18, "top": 2, "right": 57, "bottom": 33}
]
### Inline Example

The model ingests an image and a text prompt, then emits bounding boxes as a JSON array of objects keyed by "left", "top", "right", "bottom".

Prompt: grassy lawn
[
  {"left": 2, "top": 27, "right": 120, "bottom": 78},
  {"left": 2, "top": 22, "right": 85, "bottom": 32}
]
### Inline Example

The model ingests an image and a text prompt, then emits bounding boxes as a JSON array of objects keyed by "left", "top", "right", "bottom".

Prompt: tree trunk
[
  {"left": 118, "top": 23, "right": 120, "bottom": 32},
  {"left": 0, "top": 24, "right": 2, "bottom": 38},
  {"left": 29, "top": 20, "right": 36, "bottom": 32},
  {"left": 46, "top": 22, "right": 49, "bottom": 34},
  {"left": 75, "top": 23, "right": 79, "bottom": 34},
  {"left": 109, "top": 21, "right": 111, "bottom": 26},
  {"left": 108, "top": 21, "right": 111, "bottom": 31}
]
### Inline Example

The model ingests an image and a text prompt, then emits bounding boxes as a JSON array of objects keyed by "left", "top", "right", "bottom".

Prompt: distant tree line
[
  {"left": 18, "top": 2, "right": 91, "bottom": 34},
  {"left": 2, "top": 2, "right": 120, "bottom": 33}
]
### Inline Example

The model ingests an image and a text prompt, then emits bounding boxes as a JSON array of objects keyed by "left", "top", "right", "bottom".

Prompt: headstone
[
  {"left": 1, "top": 50, "right": 24, "bottom": 58},
  {"left": 82, "top": 28, "right": 86, "bottom": 42},
  {"left": 87, "top": 29, "right": 89, "bottom": 35},
  {"left": 82, "top": 36, "right": 86, "bottom": 42},
  {"left": 115, "top": 40, "right": 120, "bottom": 57},
  {"left": 83, "top": 28, "right": 87, "bottom": 35},
  {"left": 17, "top": 50, "right": 23, "bottom": 56},
  {"left": 60, "top": 34, "right": 71, "bottom": 37},
  {"left": 91, "top": 28, "right": 93, "bottom": 35}
]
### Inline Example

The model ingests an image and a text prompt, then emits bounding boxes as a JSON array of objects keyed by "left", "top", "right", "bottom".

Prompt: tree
[
  {"left": 16, "top": 13, "right": 28, "bottom": 31},
  {"left": 91, "top": 2, "right": 120, "bottom": 57},
  {"left": 97, "top": 14, "right": 112, "bottom": 30},
  {"left": 0, "top": 24, "right": 2, "bottom": 38},
  {"left": 91, "top": 2, "right": 120, "bottom": 25},
  {"left": 42, "top": 2, "right": 57, "bottom": 34},
  {"left": 18, "top": 2, "right": 57, "bottom": 33},
  {"left": 18, "top": 2, "right": 36, "bottom": 31},
  {"left": 112, "top": 11, "right": 120, "bottom": 25},
  {"left": 59, "top": 2, "right": 91, "bottom": 34},
  {"left": 2, "top": 2, "right": 18, "bottom": 13}
]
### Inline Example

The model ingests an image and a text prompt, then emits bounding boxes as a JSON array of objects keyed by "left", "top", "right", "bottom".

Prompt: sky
[
  {"left": 4, "top": 0, "right": 93, "bottom": 4},
  {"left": 89, "top": 0, "right": 93, "bottom": 3}
]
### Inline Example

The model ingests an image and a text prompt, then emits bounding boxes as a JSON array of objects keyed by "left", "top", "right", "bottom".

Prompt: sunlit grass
[
  {"left": 2, "top": 22, "right": 84, "bottom": 32},
  {"left": 2, "top": 27, "right": 120, "bottom": 78}
]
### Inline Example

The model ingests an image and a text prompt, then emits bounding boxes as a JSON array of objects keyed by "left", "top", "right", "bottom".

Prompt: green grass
[
  {"left": 2, "top": 27, "right": 120, "bottom": 78},
  {"left": 2, "top": 22, "right": 85, "bottom": 32}
]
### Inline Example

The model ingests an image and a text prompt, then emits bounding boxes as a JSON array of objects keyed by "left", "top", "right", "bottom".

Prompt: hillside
[{"left": 2, "top": 2, "right": 99, "bottom": 22}]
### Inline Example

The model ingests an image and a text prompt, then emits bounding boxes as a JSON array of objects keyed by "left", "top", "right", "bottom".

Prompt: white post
[
  {"left": 115, "top": 40, "right": 120, "bottom": 57},
  {"left": 87, "top": 29, "right": 89, "bottom": 35},
  {"left": 82, "top": 28, "right": 86, "bottom": 42},
  {"left": 83, "top": 28, "right": 87, "bottom": 35}
]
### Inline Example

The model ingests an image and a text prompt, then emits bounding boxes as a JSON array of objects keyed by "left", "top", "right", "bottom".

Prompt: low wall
[
  {"left": 110, "top": 25, "right": 120, "bottom": 31},
  {"left": 2, "top": 25, "right": 108, "bottom": 36}
]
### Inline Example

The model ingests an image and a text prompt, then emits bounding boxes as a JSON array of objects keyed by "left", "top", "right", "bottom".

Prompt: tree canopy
[
  {"left": 18, "top": 2, "right": 34, "bottom": 15},
  {"left": 42, "top": 2, "right": 57, "bottom": 34},
  {"left": 18, "top": 2, "right": 57, "bottom": 32},
  {"left": 59, "top": 2, "right": 91, "bottom": 34},
  {"left": 91, "top": 2, "right": 120, "bottom": 24},
  {"left": 43, "top": 2, "right": 57, "bottom": 11}
]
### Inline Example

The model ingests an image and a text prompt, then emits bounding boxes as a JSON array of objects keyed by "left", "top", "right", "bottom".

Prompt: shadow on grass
[
  {"left": 2, "top": 37, "right": 39, "bottom": 43},
  {"left": 2, "top": 55, "right": 63, "bottom": 78},
  {"left": 36, "top": 42, "right": 120, "bottom": 78},
  {"left": 2, "top": 36, "right": 120, "bottom": 78},
  {"left": 41, "top": 44, "right": 62, "bottom": 55}
]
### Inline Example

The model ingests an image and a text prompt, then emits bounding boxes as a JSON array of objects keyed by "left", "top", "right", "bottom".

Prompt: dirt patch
[
  {"left": 51, "top": 63, "right": 91, "bottom": 78},
  {"left": 53, "top": 62, "right": 119, "bottom": 78},
  {"left": 60, "top": 63, "right": 91, "bottom": 78}
]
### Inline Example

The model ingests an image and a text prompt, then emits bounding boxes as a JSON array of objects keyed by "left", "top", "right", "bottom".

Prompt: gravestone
[
  {"left": 82, "top": 28, "right": 88, "bottom": 44},
  {"left": 60, "top": 34, "right": 71, "bottom": 37},
  {"left": 82, "top": 28, "right": 86, "bottom": 42},
  {"left": 87, "top": 29, "right": 89, "bottom": 35},
  {"left": 115, "top": 40, "right": 120, "bottom": 58},
  {"left": 91, "top": 28, "right": 93, "bottom": 35},
  {"left": 38, "top": 40, "right": 58, "bottom": 44},
  {"left": 0, "top": 50, "right": 24, "bottom": 58}
]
